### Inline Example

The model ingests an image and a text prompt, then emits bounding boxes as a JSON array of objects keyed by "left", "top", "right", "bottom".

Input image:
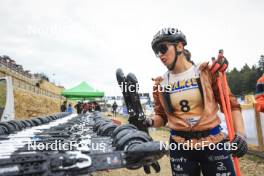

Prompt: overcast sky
[{"left": 0, "top": 0, "right": 263, "bottom": 96}]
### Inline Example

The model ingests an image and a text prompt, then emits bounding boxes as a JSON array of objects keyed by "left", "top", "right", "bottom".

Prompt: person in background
[
  {"left": 256, "top": 73, "right": 264, "bottom": 112},
  {"left": 82, "top": 101, "right": 89, "bottom": 114},
  {"left": 112, "top": 101, "right": 118, "bottom": 117},
  {"left": 60, "top": 101, "right": 67, "bottom": 112},
  {"left": 66, "top": 103, "right": 73, "bottom": 113},
  {"left": 74, "top": 101, "right": 82, "bottom": 114},
  {"left": 211, "top": 57, "right": 216, "bottom": 62},
  {"left": 90, "top": 102, "right": 95, "bottom": 112},
  {"left": 93, "top": 101, "right": 101, "bottom": 111}
]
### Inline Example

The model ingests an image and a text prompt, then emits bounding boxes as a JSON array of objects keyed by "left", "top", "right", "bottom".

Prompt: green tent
[{"left": 61, "top": 81, "right": 104, "bottom": 99}]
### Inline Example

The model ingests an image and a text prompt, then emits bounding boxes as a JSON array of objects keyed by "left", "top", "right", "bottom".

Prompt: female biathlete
[{"left": 146, "top": 27, "right": 248, "bottom": 176}]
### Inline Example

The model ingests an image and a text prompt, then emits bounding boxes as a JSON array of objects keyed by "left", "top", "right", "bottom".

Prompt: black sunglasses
[{"left": 154, "top": 43, "right": 175, "bottom": 57}]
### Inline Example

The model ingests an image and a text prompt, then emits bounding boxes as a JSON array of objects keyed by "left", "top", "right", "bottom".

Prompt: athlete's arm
[
  {"left": 150, "top": 77, "right": 168, "bottom": 127},
  {"left": 231, "top": 110, "right": 246, "bottom": 136}
]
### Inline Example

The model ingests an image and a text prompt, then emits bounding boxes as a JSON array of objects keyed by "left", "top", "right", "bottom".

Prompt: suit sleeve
[{"left": 152, "top": 84, "right": 168, "bottom": 125}]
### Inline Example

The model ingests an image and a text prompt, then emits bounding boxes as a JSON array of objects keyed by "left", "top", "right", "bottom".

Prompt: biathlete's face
[
  {"left": 155, "top": 43, "right": 176, "bottom": 67},
  {"left": 155, "top": 42, "right": 184, "bottom": 68}
]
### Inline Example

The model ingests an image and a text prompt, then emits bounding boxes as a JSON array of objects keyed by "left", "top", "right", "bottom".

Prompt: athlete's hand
[
  {"left": 152, "top": 76, "right": 164, "bottom": 85},
  {"left": 228, "top": 133, "right": 248, "bottom": 158}
]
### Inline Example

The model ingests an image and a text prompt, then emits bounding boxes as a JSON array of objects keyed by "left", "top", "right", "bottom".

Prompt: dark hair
[
  {"left": 211, "top": 57, "right": 216, "bottom": 61},
  {"left": 183, "top": 49, "right": 194, "bottom": 65}
]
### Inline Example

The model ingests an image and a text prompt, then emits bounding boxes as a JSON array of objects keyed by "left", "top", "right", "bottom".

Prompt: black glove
[
  {"left": 143, "top": 161, "right": 160, "bottom": 174},
  {"left": 228, "top": 134, "right": 248, "bottom": 158},
  {"left": 125, "top": 141, "right": 166, "bottom": 174},
  {"left": 113, "top": 126, "right": 167, "bottom": 174}
]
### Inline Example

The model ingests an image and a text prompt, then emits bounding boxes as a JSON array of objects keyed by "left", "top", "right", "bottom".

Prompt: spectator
[
  {"left": 112, "top": 101, "right": 118, "bottom": 117},
  {"left": 60, "top": 101, "right": 67, "bottom": 112},
  {"left": 94, "top": 102, "right": 101, "bottom": 111},
  {"left": 82, "top": 102, "right": 89, "bottom": 114},
  {"left": 66, "top": 103, "right": 73, "bottom": 113},
  {"left": 74, "top": 101, "right": 83, "bottom": 114},
  {"left": 90, "top": 102, "right": 95, "bottom": 112}
]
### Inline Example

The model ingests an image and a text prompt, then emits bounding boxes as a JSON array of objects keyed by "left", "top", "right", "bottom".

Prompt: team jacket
[
  {"left": 153, "top": 62, "right": 241, "bottom": 144},
  {"left": 256, "top": 74, "right": 264, "bottom": 112}
]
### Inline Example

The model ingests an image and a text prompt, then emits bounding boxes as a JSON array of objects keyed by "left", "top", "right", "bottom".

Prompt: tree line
[{"left": 226, "top": 55, "right": 264, "bottom": 97}]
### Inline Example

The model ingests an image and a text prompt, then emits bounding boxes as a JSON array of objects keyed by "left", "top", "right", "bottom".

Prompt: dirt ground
[{"left": 96, "top": 113, "right": 264, "bottom": 176}]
